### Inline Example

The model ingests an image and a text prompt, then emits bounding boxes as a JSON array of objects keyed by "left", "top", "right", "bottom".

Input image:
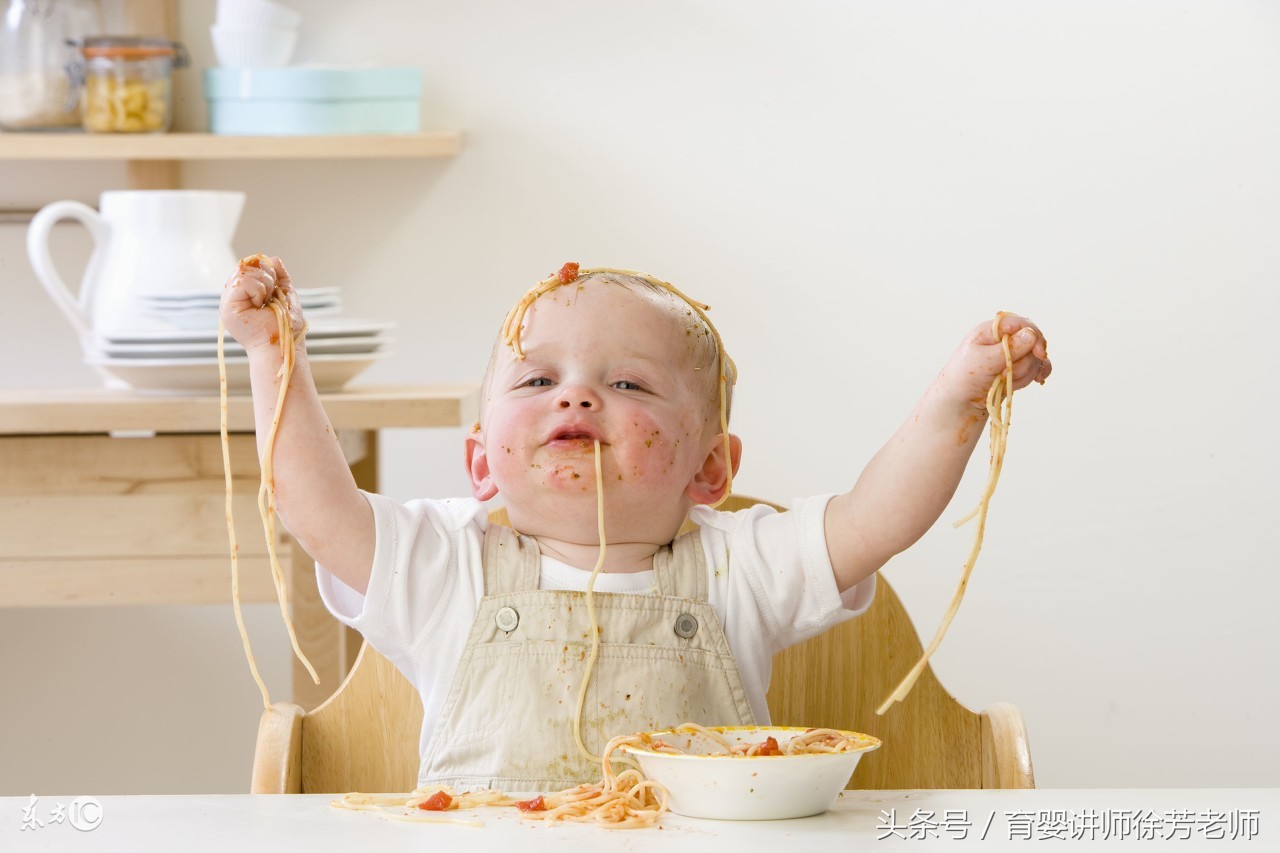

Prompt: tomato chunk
[
  {"left": 417, "top": 791, "right": 453, "bottom": 811},
  {"left": 757, "top": 736, "right": 782, "bottom": 756},
  {"left": 556, "top": 262, "right": 580, "bottom": 284},
  {"left": 516, "top": 795, "right": 547, "bottom": 812}
]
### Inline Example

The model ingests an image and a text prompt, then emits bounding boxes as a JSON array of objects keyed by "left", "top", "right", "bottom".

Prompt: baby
[{"left": 220, "top": 260, "right": 1051, "bottom": 792}]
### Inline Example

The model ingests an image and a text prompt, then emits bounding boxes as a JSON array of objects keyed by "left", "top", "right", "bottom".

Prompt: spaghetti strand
[
  {"left": 876, "top": 313, "right": 1015, "bottom": 715},
  {"left": 571, "top": 439, "right": 608, "bottom": 763},
  {"left": 333, "top": 732, "right": 669, "bottom": 829},
  {"left": 219, "top": 256, "right": 321, "bottom": 710},
  {"left": 218, "top": 314, "right": 271, "bottom": 710}
]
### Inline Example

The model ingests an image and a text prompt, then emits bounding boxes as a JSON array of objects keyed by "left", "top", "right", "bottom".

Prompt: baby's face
[{"left": 470, "top": 283, "right": 721, "bottom": 541}]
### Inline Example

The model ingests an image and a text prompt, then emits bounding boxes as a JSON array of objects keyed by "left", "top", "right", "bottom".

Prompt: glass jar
[
  {"left": 0, "top": 0, "right": 102, "bottom": 130},
  {"left": 71, "top": 35, "right": 188, "bottom": 133}
]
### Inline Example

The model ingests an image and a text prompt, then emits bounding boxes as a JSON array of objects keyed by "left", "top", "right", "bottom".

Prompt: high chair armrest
[
  {"left": 980, "top": 702, "right": 1036, "bottom": 789},
  {"left": 251, "top": 702, "right": 305, "bottom": 794}
]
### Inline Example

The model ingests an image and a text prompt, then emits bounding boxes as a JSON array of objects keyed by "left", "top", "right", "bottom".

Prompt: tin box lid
[{"left": 203, "top": 66, "right": 422, "bottom": 101}]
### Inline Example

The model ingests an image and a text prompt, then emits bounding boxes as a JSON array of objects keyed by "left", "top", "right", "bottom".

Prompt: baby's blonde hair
[{"left": 477, "top": 266, "right": 735, "bottom": 429}]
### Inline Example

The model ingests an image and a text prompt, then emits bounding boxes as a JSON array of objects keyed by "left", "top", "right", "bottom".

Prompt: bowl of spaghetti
[{"left": 618, "top": 724, "right": 880, "bottom": 821}]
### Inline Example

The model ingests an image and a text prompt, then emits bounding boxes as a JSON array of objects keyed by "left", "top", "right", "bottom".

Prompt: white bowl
[
  {"left": 209, "top": 24, "right": 298, "bottom": 69},
  {"left": 215, "top": 0, "right": 301, "bottom": 30},
  {"left": 619, "top": 726, "right": 880, "bottom": 821}
]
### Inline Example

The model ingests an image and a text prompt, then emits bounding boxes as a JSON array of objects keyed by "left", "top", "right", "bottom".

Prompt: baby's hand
[
  {"left": 937, "top": 313, "right": 1052, "bottom": 410},
  {"left": 219, "top": 255, "right": 305, "bottom": 353}
]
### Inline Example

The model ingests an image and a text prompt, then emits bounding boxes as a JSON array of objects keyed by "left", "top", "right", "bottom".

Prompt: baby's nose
[{"left": 555, "top": 384, "right": 600, "bottom": 409}]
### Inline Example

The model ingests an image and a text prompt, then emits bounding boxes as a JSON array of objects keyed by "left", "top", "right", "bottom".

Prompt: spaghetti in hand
[
  {"left": 218, "top": 254, "right": 318, "bottom": 710},
  {"left": 876, "top": 312, "right": 1050, "bottom": 716}
]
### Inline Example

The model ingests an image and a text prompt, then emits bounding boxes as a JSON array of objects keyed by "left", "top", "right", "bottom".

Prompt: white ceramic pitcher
[{"left": 26, "top": 190, "right": 245, "bottom": 339}]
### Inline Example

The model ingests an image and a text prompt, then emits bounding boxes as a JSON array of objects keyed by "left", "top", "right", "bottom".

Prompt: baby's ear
[
  {"left": 685, "top": 434, "right": 742, "bottom": 506},
  {"left": 465, "top": 430, "right": 499, "bottom": 501}
]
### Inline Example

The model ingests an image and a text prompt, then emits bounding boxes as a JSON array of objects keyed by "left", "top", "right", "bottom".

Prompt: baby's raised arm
[
  {"left": 824, "top": 314, "right": 1051, "bottom": 592},
  {"left": 220, "top": 256, "right": 374, "bottom": 595}
]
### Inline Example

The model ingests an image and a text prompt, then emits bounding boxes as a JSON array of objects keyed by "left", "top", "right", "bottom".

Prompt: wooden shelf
[
  {"left": 0, "top": 131, "right": 461, "bottom": 161},
  {"left": 0, "top": 384, "right": 479, "bottom": 434}
]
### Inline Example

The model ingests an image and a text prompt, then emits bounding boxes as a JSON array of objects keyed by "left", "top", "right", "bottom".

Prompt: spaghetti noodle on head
[
  {"left": 479, "top": 263, "right": 737, "bottom": 504},
  {"left": 481, "top": 265, "right": 734, "bottom": 420}
]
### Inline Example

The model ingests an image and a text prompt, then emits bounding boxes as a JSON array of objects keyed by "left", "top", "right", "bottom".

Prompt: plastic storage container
[
  {"left": 71, "top": 36, "right": 189, "bottom": 133},
  {"left": 203, "top": 66, "right": 421, "bottom": 135}
]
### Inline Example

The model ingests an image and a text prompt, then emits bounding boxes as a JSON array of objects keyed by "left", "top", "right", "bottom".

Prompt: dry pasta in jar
[{"left": 71, "top": 36, "right": 188, "bottom": 133}]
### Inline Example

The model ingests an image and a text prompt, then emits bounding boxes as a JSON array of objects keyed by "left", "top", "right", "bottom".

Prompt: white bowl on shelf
[
  {"left": 215, "top": 0, "right": 301, "bottom": 30},
  {"left": 210, "top": 24, "right": 298, "bottom": 69}
]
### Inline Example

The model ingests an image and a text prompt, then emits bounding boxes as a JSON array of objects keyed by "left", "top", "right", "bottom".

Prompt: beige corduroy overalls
[{"left": 419, "top": 523, "right": 756, "bottom": 791}]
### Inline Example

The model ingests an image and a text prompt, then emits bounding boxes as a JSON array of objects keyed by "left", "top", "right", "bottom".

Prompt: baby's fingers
[
  {"left": 1009, "top": 352, "right": 1053, "bottom": 389},
  {"left": 974, "top": 313, "right": 1044, "bottom": 347},
  {"left": 225, "top": 267, "right": 272, "bottom": 308},
  {"left": 268, "top": 256, "right": 291, "bottom": 290}
]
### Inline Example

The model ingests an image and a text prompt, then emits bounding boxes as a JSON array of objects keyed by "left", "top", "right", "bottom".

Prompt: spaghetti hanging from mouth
[
  {"left": 571, "top": 439, "right": 609, "bottom": 764},
  {"left": 335, "top": 438, "right": 670, "bottom": 827}
]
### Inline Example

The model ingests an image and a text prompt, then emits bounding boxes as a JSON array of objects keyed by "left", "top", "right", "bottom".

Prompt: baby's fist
[
  {"left": 940, "top": 313, "right": 1052, "bottom": 409},
  {"left": 219, "top": 255, "right": 305, "bottom": 353}
]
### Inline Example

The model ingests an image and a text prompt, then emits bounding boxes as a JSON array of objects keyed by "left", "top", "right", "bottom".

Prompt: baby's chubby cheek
[{"left": 611, "top": 414, "right": 698, "bottom": 485}]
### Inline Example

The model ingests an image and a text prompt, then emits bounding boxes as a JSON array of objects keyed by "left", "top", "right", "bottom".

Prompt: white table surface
[{"left": 2, "top": 789, "right": 1275, "bottom": 851}]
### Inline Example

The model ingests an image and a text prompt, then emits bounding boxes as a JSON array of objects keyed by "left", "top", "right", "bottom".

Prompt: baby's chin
[{"left": 530, "top": 461, "right": 599, "bottom": 492}]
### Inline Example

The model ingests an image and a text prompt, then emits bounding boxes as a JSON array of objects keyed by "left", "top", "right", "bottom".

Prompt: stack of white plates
[
  {"left": 85, "top": 315, "right": 394, "bottom": 394},
  {"left": 139, "top": 287, "right": 342, "bottom": 330}
]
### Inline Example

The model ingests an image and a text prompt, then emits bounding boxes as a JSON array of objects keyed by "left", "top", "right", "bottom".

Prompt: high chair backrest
[{"left": 251, "top": 495, "right": 1034, "bottom": 794}]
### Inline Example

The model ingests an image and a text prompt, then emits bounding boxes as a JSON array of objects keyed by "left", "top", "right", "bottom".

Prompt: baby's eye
[
  {"left": 524, "top": 377, "right": 554, "bottom": 387},
  {"left": 611, "top": 380, "right": 644, "bottom": 391}
]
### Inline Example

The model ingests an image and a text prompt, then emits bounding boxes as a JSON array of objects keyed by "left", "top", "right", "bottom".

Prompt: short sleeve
[
  {"left": 315, "top": 492, "right": 488, "bottom": 671},
  {"left": 694, "top": 493, "right": 876, "bottom": 657}
]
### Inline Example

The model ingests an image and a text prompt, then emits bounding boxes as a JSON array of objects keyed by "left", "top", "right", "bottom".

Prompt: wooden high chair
[{"left": 251, "top": 495, "right": 1035, "bottom": 794}]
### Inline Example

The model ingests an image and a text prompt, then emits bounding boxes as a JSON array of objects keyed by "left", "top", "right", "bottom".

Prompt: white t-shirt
[{"left": 317, "top": 492, "right": 876, "bottom": 760}]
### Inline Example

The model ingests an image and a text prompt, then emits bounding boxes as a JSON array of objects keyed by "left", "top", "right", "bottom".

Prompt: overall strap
[
  {"left": 652, "top": 528, "right": 707, "bottom": 601},
  {"left": 482, "top": 523, "right": 541, "bottom": 594}
]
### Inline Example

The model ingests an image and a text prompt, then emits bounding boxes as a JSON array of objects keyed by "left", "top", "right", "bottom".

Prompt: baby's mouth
[{"left": 545, "top": 427, "right": 605, "bottom": 449}]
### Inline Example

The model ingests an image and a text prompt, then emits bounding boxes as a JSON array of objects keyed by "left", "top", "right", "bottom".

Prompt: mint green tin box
[{"left": 204, "top": 67, "right": 422, "bottom": 135}]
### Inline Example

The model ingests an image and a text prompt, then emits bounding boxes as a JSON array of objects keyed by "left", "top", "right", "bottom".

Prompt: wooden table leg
[{"left": 289, "top": 429, "right": 376, "bottom": 709}]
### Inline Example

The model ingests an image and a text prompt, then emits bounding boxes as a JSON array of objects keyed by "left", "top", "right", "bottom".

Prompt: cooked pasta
[
  {"left": 875, "top": 312, "right": 1015, "bottom": 715},
  {"left": 332, "top": 732, "right": 668, "bottom": 829},
  {"left": 219, "top": 254, "right": 320, "bottom": 711},
  {"left": 570, "top": 439, "right": 608, "bottom": 763},
  {"left": 638, "top": 723, "right": 876, "bottom": 757}
]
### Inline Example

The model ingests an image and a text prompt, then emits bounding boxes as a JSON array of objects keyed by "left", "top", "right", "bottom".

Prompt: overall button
[
  {"left": 495, "top": 606, "right": 519, "bottom": 632},
  {"left": 674, "top": 612, "right": 699, "bottom": 639}
]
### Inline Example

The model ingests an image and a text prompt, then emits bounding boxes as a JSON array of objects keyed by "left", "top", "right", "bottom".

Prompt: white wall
[{"left": 2, "top": 0, "right": 1276, "bottom": 793}]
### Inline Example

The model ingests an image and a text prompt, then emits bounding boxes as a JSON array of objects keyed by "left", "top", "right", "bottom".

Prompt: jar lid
[{"left": 77, "top": 36, "right": 190, "bottom": 66}]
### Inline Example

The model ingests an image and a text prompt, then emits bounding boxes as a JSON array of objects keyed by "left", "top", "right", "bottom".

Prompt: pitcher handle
[{"left": 26, "top": 200, "right": 107, "bottom": 343}]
